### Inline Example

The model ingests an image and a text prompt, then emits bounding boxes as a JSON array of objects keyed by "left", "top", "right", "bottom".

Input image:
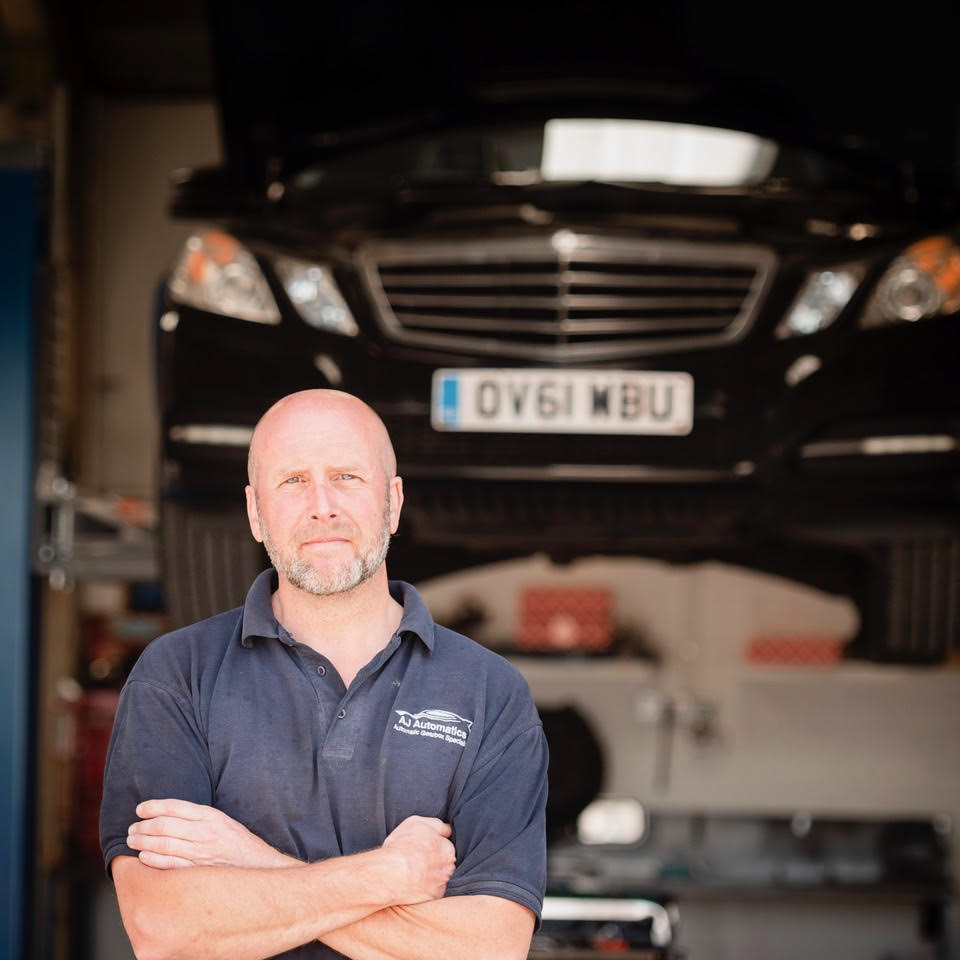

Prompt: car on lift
[{"left": 155, "top": 1, "right": 960, "bottom": 663}]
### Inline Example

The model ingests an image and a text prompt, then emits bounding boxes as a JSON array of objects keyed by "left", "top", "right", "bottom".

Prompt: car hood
[{"left": 208, "top": 0, "right": 958, "bottom": 197}]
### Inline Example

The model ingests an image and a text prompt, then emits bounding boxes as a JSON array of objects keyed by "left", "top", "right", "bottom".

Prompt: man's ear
[
  {"left": 389, "top": 476, "right": 404, "bottom": 534},
  {"left": 245, "top": 485, "right": 264, "bottom": 543}
]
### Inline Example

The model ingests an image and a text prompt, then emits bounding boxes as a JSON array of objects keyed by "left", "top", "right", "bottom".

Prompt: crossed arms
[{"left": 113, "top": 800, "right": 534, "bottom": 960}]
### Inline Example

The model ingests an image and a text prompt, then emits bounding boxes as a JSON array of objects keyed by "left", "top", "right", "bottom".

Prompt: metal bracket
[
  {"left": 636, "top": 688, "right": 720, "bottom": 791},
  {"left": 33, "top": 461, "right": 159, "bottom": 588}
]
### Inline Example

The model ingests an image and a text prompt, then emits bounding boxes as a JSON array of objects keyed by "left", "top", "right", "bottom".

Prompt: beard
[{"left": 256, "top": 486, "right": 393, "bottom": 597}]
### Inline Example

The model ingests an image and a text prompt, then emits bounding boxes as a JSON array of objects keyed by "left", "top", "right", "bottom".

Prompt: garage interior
[{"left": 3, "top": 2, "right": 960, "bottom": 959}]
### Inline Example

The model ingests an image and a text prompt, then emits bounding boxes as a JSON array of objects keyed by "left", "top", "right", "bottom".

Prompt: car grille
[
  {"left": 882, "top": 538, "right": 960, "bottom": 664},
  {"left": 358, "top": 232, "right": 776, "bottom": 361},
  {"left": 161, "top": 501, "right": 267, "bottom": 629},
  {"left": 400, "top": 479, "right": 752, "bottom": 551}
]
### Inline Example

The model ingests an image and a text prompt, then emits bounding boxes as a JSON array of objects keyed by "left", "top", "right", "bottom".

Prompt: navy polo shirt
[{"left": 100, "top": 570, "right": 548, "bottom": 959}]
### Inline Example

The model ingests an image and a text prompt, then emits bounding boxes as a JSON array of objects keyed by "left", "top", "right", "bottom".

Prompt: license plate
[{"left": 431, "top": 369, "right": 693, "bottom": 435}]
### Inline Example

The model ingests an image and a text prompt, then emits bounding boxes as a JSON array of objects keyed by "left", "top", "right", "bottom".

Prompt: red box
[
  {"left": 518, "top": 587, "right": 613, "bottom": 652},
  {"left": 73, "top": 690, "right": 120, "bottom": 862},
  {"left": 745, "top": 635, "right": 842, "bottom": 666}
]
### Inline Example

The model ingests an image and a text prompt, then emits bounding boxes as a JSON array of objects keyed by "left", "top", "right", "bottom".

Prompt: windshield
[{"left": 292, "top": 119, "right": 867, "bottom": 191}]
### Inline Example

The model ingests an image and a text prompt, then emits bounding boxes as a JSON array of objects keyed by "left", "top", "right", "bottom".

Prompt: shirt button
[
  {"left": 337, "top": 708, "right": 346, "bottom": 719},
  {"left": 316, "top": 665, "right": 326, "bottom": 676}
]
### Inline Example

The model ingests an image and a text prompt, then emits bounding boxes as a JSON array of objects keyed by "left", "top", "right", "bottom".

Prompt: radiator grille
[
  {"left": 161, "top": 502, "right": 267, "bottom": 629},
  {"left": 401, "top": 480, "right": 750, "bottom": 550},
  {"left": 883, "top": 538, "right": 960, "bottom": 663},
  {"left": 359, "top": 233, "right": 776, "bottom": 360}
]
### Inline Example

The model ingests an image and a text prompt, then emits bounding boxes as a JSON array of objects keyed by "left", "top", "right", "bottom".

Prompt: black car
[{"left": 156, "top": 3, "right": 960, "bottom": 663}]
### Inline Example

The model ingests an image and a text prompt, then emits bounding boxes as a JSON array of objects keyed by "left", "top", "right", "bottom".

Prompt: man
[{"left": 100, "top": 389, "right": 548, "bottom": 960}]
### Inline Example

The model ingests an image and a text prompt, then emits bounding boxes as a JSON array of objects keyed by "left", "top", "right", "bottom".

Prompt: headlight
[
  {"left": 776, "top": 265, "right": 862, "bottom": 338},
  {"left": 167, "top": 231, "right": 280, "bottom": 324},
  {"left": 860, "top": 235, "right": 960, "bottom": 328},
  {"left": 274, "top": 258, "right": 359, "bottom": 337}
]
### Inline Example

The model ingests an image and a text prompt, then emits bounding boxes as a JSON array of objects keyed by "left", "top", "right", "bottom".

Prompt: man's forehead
[
  {"left": 248, "top": 391, "right": 395, "bottom": 484},
  {"left": 259, "top": 422, "right": 381, "bottom": 470}
]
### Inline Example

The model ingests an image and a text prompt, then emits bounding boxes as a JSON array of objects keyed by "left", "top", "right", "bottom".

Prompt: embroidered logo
[{"left": 393, "top": 708, "right": 473, "bottom": 747}]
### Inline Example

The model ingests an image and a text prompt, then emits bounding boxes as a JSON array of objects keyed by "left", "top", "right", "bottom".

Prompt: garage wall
[{"left": 79, "top": 99, "right": 221, "bottom": 499}]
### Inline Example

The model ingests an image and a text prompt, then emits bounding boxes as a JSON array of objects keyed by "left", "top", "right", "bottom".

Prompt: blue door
[{"left": 0, "top": 162, "right": 39, "bottom": 960}]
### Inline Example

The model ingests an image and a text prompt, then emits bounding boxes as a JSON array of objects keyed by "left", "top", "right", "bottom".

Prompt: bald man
[{"left": 100, "top": 390, "right": 548, "bottom": 960}]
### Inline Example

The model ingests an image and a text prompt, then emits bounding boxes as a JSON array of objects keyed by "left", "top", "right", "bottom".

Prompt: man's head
[{"left": 245, "top": 390, "right": 403, "bottom": 597}]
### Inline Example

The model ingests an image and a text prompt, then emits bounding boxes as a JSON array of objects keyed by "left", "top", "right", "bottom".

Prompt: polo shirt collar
[
  {"left": 240, "top": 567, "right": 435, "bottom": 651},
  {"left": 240, "top": 568, "right": 281, "bottom": 646},
  {"left": 388, "top": 579, "right": 436, "bottom": 651}
]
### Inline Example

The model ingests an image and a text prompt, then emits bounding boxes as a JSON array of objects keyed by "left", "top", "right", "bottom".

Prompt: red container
[
  {"left": 518, "top": 587, "right": 613, "bottom": 653},
  {"left": 73, "top": 689, "right": 120, "bottom": 862},
  {"left": 745, "top": 635, "right": 843, "bottom": 666}
]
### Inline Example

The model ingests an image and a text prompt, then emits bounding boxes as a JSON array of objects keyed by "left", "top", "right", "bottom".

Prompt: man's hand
[
  {"left": 379, "top": 816, "right": 456, "bottom": 904},
  {"left": 126, "top": 798, "right": 300, "bottom": 870}
]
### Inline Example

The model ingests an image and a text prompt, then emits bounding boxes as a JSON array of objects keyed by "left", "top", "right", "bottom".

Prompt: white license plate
[{"left": 431, "top": 369, "right": 693, "bottom": 435}]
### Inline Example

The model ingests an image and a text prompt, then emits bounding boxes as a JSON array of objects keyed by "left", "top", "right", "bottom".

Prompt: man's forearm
[
  {"left": 113, "top": 851, "right": 401, "bottom": 960},
  {"left": 116, "top": 806, "right": 456, "bottom": 958},
  {"left": 320, "top": 895, "right": 535, "bottom": 960}
]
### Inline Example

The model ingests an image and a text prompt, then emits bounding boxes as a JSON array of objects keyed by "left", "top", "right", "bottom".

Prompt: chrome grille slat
[
  {"left": 359, "top": 233, "right": 777, "bottom": 360},
  {"left": 397, "top": 314, "right": 577, "bottom": 334},
  {"left": 566, "top": 272, "right": 753, "bottom": 290},
  {"left": 381, "top": 272, "right": 561, "bottom": 287},
  {"left": 380, "top": 270, "right": 754, "bottom": 290},
  {"left": 385, "top": 292, "right": 747, "bottom": 310},
  {"left": 559, "top": 315, "right": 735, "bottom": 333},
  {"left": 396, "top": 312, "right": 735, "bottom": 334},
  {"left": 386, "top": 292, "right": 563, "bottom": 310}
]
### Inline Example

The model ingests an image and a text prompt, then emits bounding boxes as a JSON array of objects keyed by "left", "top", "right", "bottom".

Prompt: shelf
[
  {"left": 507, "top": 656, "right": 658, "bottom": 683},
  {"left": 737, "top": 663, "right": 960, "bottom": 684},
  {"left": 547, "top": 880, "right": 950, "bottom": 905}
]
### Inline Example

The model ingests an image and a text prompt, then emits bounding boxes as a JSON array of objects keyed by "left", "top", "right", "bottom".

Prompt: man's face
[
  {"left": 255, "top": 482, "right": 393, "bottom": 596},
  {"left": 245, "top": 401, "right": 402, "bottom": 597}
]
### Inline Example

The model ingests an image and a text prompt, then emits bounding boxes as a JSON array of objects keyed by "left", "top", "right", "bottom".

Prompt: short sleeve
[
  {"left": 99, "top": 678, "right": 214, "bottom": 874},
  {"left": 445, "top": 719, "right": 549, "bottom": 924}
]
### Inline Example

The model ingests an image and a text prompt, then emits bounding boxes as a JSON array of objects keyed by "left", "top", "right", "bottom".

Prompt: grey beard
[
  {"left": 257, "top": 490, "right": 392, "bottom": 597},
  {"left": 277, "top": 544, "right": 387, "bottom": 596}
]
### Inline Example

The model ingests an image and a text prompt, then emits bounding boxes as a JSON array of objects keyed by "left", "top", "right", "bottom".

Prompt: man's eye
[
  {"left": 339, "top": 473, "right": 357, "bottom": 481},
  {"left": 283, "top": 476, "right": 302, "bottom": 484}
]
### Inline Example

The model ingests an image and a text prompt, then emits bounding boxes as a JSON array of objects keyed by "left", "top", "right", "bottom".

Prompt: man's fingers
[
  {"left": 127, "top": 831, "right": 196, "bottom": 860},
  {"left": 138, "top": 850, "right": 196, "bottom": 870},
  {"left": 399, "top": 816, "right": 452, "bottom": 838},
  {"left": 135, "top": 798, "right": 210, "bottom": 821},
  {"left": 128, "top": 815, "right": 201, "bottom": 841}
]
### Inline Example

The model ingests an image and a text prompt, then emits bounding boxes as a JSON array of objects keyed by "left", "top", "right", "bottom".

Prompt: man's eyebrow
[
  {"left": 269, "top": 463, "right": 370, "bottom": 478},
  {"left": 267, "top": 464, "right": 310, "bottom": 480}
]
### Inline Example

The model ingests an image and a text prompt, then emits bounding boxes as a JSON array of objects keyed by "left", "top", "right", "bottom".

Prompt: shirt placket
[{"left": 284, "top": 631, "right": 402, "bottom": 761}]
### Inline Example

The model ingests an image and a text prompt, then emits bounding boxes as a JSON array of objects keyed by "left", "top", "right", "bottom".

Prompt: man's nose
[{"left": 308, "top": 480, "right": 339, "bottom": 518}]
